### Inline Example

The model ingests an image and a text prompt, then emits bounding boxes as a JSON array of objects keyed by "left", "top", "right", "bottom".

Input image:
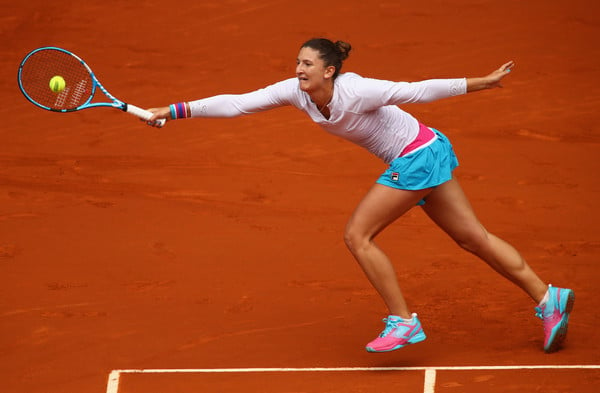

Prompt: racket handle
[{"left": 125, "top": 104, "right": 166, "bottom": 127}]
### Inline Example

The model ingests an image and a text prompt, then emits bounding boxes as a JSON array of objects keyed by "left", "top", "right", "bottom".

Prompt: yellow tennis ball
[{"left": 49, "top": 75, "right": 66, "bottom": 93}]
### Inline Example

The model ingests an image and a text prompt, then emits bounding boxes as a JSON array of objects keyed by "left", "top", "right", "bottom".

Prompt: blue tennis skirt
[{"left": 376, "top": 129, "right": 458, "bottom": 198}]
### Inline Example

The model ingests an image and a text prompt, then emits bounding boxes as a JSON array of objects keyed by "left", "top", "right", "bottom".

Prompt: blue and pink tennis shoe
[
  {"left": 535, "top": 284, "right": 575, "bottom": 353},
  {"left": 366, "top": 284, "right": 574, "bottom": 354},
  {"left": 366, "top": 313, "right": 426, "bottom": 352}
]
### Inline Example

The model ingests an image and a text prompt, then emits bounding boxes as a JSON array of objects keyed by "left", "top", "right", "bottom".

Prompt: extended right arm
[{"left": 146, "top": 79, "right": 297, "bottom": 126}]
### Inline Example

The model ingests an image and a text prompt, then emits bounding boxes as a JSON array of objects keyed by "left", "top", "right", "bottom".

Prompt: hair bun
[
  {"left": 335, "top": 41, "right": 352, "bottom": 60},
  {"left": 301, "top": 38, "right": 351, "bottom": 79}
]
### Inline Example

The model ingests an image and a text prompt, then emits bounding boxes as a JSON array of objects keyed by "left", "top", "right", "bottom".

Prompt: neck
[{"left": 310, "top": 83, "right": 334, "bottom": 109}]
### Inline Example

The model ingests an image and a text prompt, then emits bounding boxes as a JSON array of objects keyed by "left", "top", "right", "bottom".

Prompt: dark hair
[{"left": 301, "top": 38, "right": 352, "bottom": 79}]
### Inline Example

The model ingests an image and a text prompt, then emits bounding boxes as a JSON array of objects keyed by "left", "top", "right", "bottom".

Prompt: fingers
[
  {"left": 499, "top": 60, "right": 515, "bottom": 73},
  {"left": 493, "top": 61, "right": 515, "bottom": 88},
  {"left": 146, "top": 119, "right": 164, "bottom": 128},
  {"left": 144, "top": 107, "right": 170, "bottom": 128}
]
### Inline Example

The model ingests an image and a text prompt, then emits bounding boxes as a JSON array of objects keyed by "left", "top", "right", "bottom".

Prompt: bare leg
[
  {"left": 344, "top": 183, "right": 431, "bottom": 318},
  {"left": 421, "top": 178, "right": 548, "bottom": 303}
]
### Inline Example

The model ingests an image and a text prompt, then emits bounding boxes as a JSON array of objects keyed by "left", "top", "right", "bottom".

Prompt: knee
[
  {"left": 454, "top": 227, "right": 490, "bottom": 255},
  {"left": 343, "top": 223, "right": 368, "bottom": 254}
]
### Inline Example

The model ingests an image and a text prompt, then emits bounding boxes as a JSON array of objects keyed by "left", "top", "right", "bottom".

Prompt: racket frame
[{"left": 17, "top": 46, "right": 164, "bottom": 126}]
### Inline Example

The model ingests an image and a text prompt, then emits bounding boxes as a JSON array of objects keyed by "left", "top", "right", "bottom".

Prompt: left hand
[
  {"left": 466, "top": 61, "right": 515, "bottom": 92},
  {"left": 485, "top": 60, "right": 515, "bottom": 88}
]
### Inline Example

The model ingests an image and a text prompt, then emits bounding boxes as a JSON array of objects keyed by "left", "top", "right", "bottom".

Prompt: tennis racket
[{"left": 17, "top": 46, "right": 165, "bottom": 127}]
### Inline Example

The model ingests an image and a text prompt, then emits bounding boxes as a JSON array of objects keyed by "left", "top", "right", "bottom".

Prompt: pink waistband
[{"left": 399, "top": 123, "right": 436, "bottom": 157}]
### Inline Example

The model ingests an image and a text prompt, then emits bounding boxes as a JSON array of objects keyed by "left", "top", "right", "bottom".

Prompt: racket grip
[{"left": 125, "top": 104, "right": 166, "bottom": 127}]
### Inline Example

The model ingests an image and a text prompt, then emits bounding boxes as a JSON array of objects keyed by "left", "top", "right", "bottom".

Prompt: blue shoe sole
[{"left": 545, "top": 290, "right": 575, "bottom": 353}]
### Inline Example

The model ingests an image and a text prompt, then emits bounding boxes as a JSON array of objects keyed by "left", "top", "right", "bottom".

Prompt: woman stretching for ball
[{"left": 147, "top": 38, "right": 574, "bottom": 353}]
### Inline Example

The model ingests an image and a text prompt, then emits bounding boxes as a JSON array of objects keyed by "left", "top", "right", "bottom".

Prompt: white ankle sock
[
  {"left": 402, "top": 313, "right": 417, "bottom": 324},
  {"left": 389, "top": 314, "right": 415, "bottom": 323},
  {"left": 539, "top": 287, "right": 550, "bottom": 306}
]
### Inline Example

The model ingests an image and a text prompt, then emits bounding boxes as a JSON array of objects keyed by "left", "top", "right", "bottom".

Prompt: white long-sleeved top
[{"left": 189, "top": 72, "right": 467, "bottom": 163}]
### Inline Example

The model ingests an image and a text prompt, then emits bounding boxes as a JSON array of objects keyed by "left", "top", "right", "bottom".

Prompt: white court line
[
  {"left": 106, "top": 371, "right": 120, "bottom": 393},
  {"left": 423, "top": 368, "right": 436, "bottom": 393},
  {"left": 106, "top": 365, "right": 600, "bottom": 393}
]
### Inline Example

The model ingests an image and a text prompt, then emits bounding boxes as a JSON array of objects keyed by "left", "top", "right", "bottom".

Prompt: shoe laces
[
  {"left": 379, "top": 318, "right": 400, "bottom": 337},
  {"left": 534, "top": 306, "right": 544, "bottom": 320}
]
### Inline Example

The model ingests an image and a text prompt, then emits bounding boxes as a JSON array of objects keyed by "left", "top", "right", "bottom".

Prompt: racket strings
[{"left": 19, "top": 49, "right": 94, "bottom": 111}]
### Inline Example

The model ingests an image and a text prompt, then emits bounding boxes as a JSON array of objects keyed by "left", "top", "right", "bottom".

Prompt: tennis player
[{"left": 147, "top": 38, "right": 574, "bottom": 354}]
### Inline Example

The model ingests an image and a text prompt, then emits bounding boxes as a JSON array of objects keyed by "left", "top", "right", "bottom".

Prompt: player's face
[{"left": 296, "top": 47, "right": 334, "bottom": 93}]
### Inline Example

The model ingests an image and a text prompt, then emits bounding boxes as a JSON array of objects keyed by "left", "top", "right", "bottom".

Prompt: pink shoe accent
[
  {"left": 542, "top": 288, "right": 566, "bottom": 347},
  {"left": 367, "top": 323, "right": 422, "bottom": 351},
  {"left": 366, "top": 314, "right": 427, "bottom": 352},
  {"left": 535, "top": 285, "right": 575, "bottom": 353}
]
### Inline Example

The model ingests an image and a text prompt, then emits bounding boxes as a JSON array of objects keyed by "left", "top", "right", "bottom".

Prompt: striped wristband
[{"left": 169, "top": 102, "right": 188, "bottom": 120}]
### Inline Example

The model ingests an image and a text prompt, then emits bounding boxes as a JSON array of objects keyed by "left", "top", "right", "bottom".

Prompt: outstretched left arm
[{"left": 466, "top": 61, "right": 515, "bottom": 92}]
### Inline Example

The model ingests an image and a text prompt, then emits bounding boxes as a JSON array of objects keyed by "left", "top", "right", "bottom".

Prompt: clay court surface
[{"left": 2, "top": 0, "right": 599, "bottom": 392}]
